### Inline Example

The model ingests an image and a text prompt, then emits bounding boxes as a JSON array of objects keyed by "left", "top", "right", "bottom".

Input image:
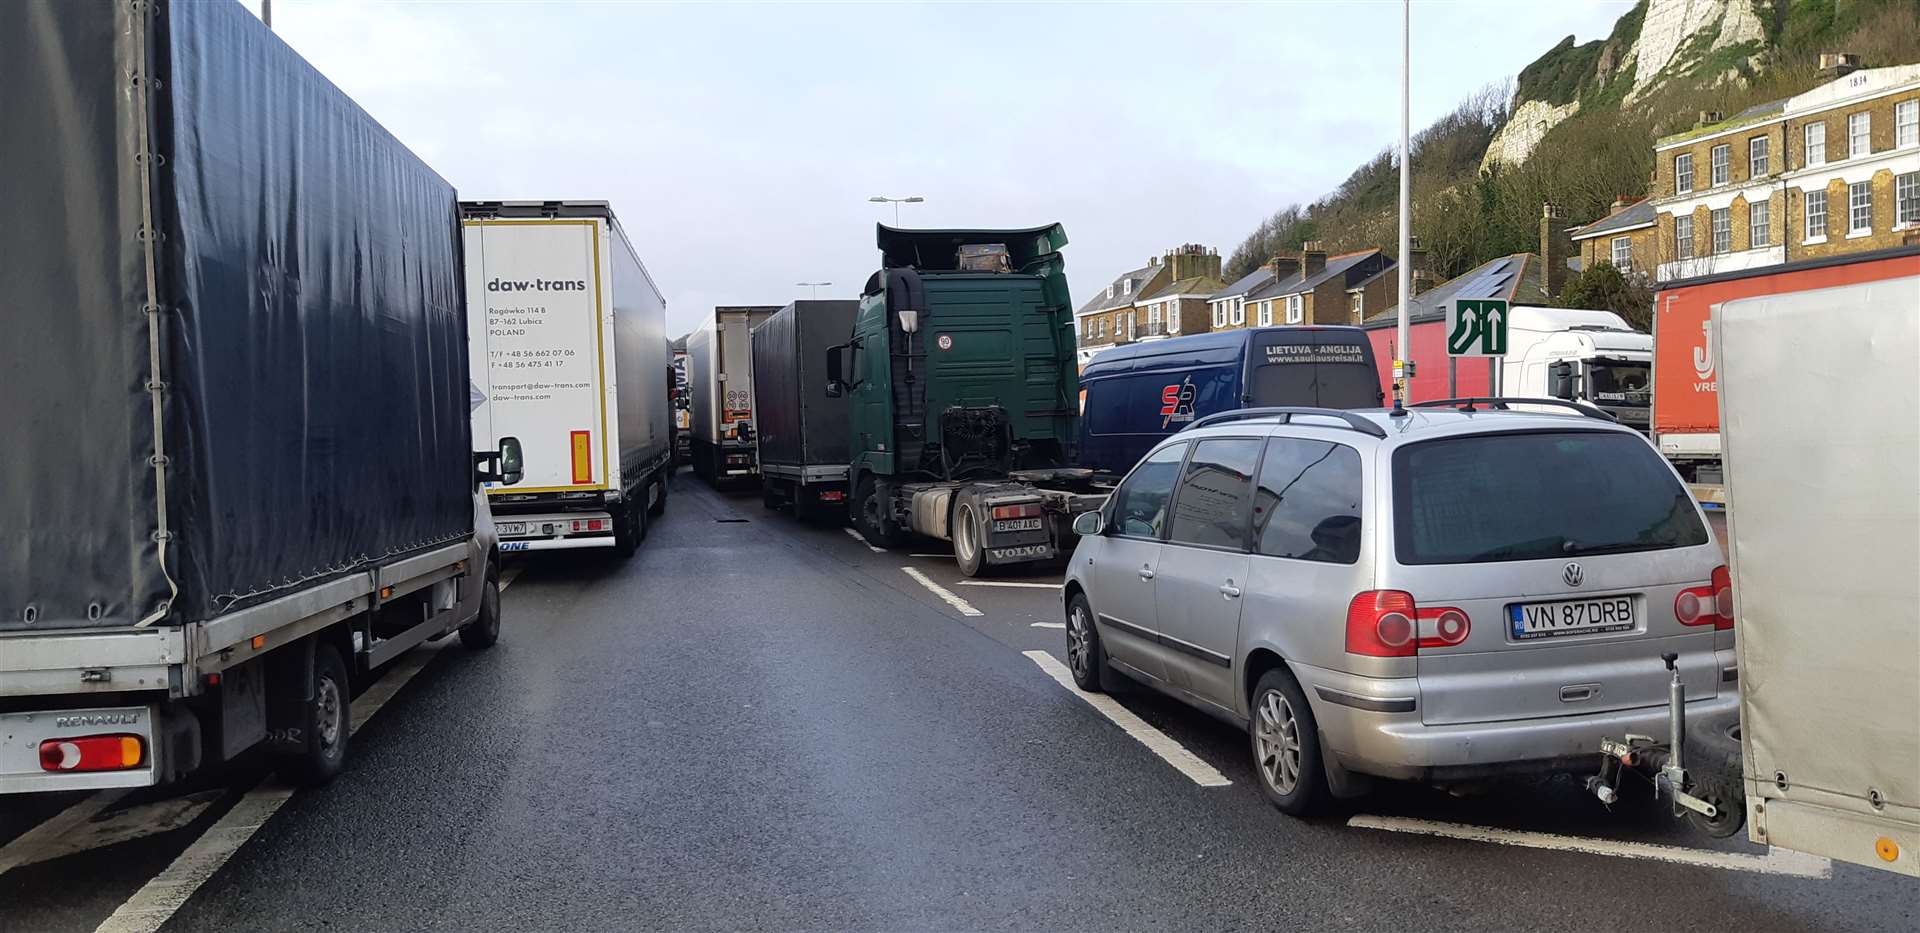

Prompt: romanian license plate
[
  {"left": 992, "top": 518, "right": 1043, "bottom": 533},
  {"left": 987, "top": 544, "right": 1051, "bottom": 563},
  {"left": 496, "top": 522, "right": 527, "bottom": 536},
  {"left": 1509, "top": 596, "right": 1636, "bottom": 640}
]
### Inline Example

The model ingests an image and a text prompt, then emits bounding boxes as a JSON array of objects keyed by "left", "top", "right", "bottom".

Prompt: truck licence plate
[
  {"left": 992, "top": 518, "right": 1043, "bottom": 533},
  {"left": 1509, "top": 596, "right": 1636, "bottom": 640},
  {"left": 496, "top": 522, "right": 527, "bottom": 536}
]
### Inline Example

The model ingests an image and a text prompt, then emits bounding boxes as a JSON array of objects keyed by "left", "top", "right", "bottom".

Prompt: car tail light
[
  {"left": 1711, "top": 564, "right": 1733, "bottom": 630},
  {"left": 1347, "top": 590, "right": 1417, "bottom": 657},
  {"left": 1675, "top": 565, "right": 1732, "bottom": 628},
  {"left": 1348, "top": 591, "right": 1470, "bottom": 656},
  {"left": 39, "top": 735, "right": 144, "bottom": 772},
  {"left": 991, "top": 502, "right": 1041, "bottom": 520}
]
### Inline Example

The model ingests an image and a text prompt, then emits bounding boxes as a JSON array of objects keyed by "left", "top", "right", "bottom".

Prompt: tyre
[
  {"left": 791, "top": 486, "right": 816, "bottom": 523},
  {"left": 1249, "top": 669, "right": 1328, "bottom": 816},
  {"left": 762, "top": 480, "right": 782, "bottom": 512},
  {"left": 953, "top": 500, "right": 988, "bottom": 577},
  {"left": 282, "top": 642, "right": 350, "bottom": 786},
  {"left": 612, "top": 497, "right": 641, "bottom": 559},
  {"left": 1064, "top": 592, "right": 1109, "bottom": 693},
  {"left": 852, "top": 475, "right": 903, "bottom": 548},
  {"left": 1684, "top": 716, "right": 1746, "bottom": 838},
  {"left": 647, "top": 475, "right": 667, "bottom": 517},
  {"left": 459, "top": 573, "right": 501, "bottom": 650}
]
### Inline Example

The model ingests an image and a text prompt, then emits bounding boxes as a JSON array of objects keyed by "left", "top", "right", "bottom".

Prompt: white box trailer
[
  {"left": 685, "top": 305, "right": 780, "bottom": 483},
  {"left": 463, "top": 201, "right": 673, "bottom": 555},
  {"left": 1718, "top": 275, "right": 1920, "bottom": 876}
]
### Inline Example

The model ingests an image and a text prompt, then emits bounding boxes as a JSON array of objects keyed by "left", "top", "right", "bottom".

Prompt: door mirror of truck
[
  {"left": 1072, "top": 510, "right": 1104, "bottom": 537},
  {"left": 497, "top": 436, "right": 524, "bottom": 486},
  {"left": 1548, "top": 362, "right": 1576, "bottom": 400},
  {"left": 825, "top": 343, "right": 847, "bottom": 394}
]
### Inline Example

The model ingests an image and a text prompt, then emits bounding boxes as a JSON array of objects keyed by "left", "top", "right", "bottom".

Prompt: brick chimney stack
[
  {"left": 1407, "top": 236, "right": 1434, "bottom": 295},
  {"left": 1541, "top": 203, "right": 1571, "bottom": 298},
  {"left": 1167, "top": 243, "right": 1222, "bottom": 283},
  {"left": 1265, "top": 254, "right": 1301, "bottom": 283},
  {"left": 1300, "top": 241, "right": 1327, "bottom": 277}
]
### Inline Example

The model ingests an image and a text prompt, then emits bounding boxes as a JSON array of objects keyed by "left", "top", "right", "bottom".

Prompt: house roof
[
  {"left": 1246, "top": 250, "right": 1383, "bottom": 302},
  {"left": 1211, "top": 266, "right": 1273, "bottom": 302},
  {"left": 1345, "top": 265, "right": 1393, "bottom": 292},
  {"left": 1076, "top": 264, "right": 1163, "bottom": 315},
  {"left": 1364, "top": 253, "right": 1547, "bottom": 327},
  {"left": 1655, "top": 98, "right": 1786, "bottom": 148},
  {"left": 1142, "top": 274, "right": 1226, "bottom": 301},
  {"left": 1570, "top": 198, "right": 1656, "bottom": 240}
]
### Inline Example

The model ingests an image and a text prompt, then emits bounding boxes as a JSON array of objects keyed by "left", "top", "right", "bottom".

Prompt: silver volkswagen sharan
[{"left": 1061, "top": 403, "right": 1736, "bottom": 815}]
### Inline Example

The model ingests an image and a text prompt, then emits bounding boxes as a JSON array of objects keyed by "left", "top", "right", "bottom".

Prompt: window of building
[
  {"left": 1674, "top": 153, "right": 1694, "bottom": 194},
  {"left": 1125, "top": 311, "right": 1136, "bottom": 340},
  {"left": 1749, "top": 136, "right": 1769, "bottom": 177},
  {"left": 1231, "top": 297, "right": 1246, "bottom": 326},
  {"left": 1285, "top": 294, "right": 1304, "bottom": 324},
  {"left": 1674, "top": 214, "right": 1694, "bottom": 259},
  {"left": 1898, "top": 172, "right": 1920, "bottom": 227},
  {"left": 1805, "top": 188, "right": 1828, "bottom": 239},
  {"left": 1849, "top": 112, "right": 1870, "bottom": 159},
  {"left": 1168, "top": 438, "right": 1263, "bottom": 550},
  {"left": 1212, "top": 301, "right": 1226, "bottom": 328},
  {"left": 1256, "top": 300, "right": 1272, "bottom": 327},
  {"left": 1900, "top": 101, "right": 1919, "bottom": 149},
  {"left": 1106, "top": 284, "right": 1114, "bottom": 299},
  {"left": 1122, "top": 278, "right": 1133, "bottom": 296},
  {"left": 1611, "top": 236, "right": 1633, "bottom": 270},
  {"left": 1711, "top": 144, "right": 1730, "bottom": 187},
  {"left": 1148, "top": 304, "right": 1161, "bottom": 325},
  {"left": 1750, "top": 200, "right": 1770, "bottom": 248},
  {"left": 1805, "top": 121, "right": 1826, "bottom": 167},
  {"left": 1849, "top": 181, "right": 1873, "bottom": 234},
  {"left": 1711, "top": 208, "right": 1731, "bottom": 254},
  {"left": 1253, "top": 438, "right": 1362, "bottom": 564}
]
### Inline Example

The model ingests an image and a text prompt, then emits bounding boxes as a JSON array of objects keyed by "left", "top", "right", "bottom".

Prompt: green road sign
[{"left": 1447, "top": 298, "right": 1509, "bottom": 356}]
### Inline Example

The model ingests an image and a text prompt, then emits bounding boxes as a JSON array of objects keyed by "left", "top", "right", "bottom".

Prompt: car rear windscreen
[{"left": 1392, "top": 431, "right": 1707, "bottom": 565}]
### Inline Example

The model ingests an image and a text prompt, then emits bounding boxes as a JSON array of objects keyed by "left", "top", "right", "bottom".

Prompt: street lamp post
[
  {"left": 868, "top": 195, "right": 925, "bottom": 225},
  {"left": 796, "top": 281, "right": 832, "bottom": 298}
]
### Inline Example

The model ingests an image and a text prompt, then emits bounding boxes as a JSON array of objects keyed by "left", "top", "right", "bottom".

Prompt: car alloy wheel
[
  {"left": 1255, "top": 690, "right": 1302, "bottom": 795},
  {"left": 1067, "top": 602, "right": 1093, "bottom": 681}
]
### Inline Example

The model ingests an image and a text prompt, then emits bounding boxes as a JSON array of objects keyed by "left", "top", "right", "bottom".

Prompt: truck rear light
[
  {"left": 1347, "top": 590, "right": 1416, "bottom": 657},
  {"left": 39, "top": 735, "right": 144, "bottom": 772},
  {"left": 569, "top": 519, "right": 608, "bottom": 533},
  {"left": 819, "top": 490, "right": 845, "bottom": 502},
  {"left": 991, "top": 502, "right": 1041, "bottom": 520},
  {"left": 1711, "top": 564, "right": 1733, "bottom": 630}
]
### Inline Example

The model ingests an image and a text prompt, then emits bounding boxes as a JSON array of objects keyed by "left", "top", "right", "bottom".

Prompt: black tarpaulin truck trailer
[
  {"left": 751, "top": 300, "right": 859, "bottom": 521},
  {"left": 0, "top": 0, "right": 517, "bottom": 795}
]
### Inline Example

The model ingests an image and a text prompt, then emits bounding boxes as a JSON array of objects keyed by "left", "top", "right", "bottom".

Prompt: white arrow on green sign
[{"left": 1446, "top": 298, "right": 1508, "bottom": 357}]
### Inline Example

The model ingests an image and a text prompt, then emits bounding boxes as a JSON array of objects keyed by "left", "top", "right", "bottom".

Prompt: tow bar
[{"left": 1586, "top": 652, "right": 1720, "bottom": 821}]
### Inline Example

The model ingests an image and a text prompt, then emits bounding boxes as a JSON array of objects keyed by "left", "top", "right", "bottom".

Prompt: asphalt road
[{"left": 1, "top": 471, "right": 1911, "bottom": 932}]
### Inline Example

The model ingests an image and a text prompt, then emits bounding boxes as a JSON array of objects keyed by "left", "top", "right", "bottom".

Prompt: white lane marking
[
  {"left": 1022, "top": 650, "right": 1230, "bottom": 788},
  {"left": 901, "top": 567, "right": 983, "bottom": 617},
  {"left": 95, "top": 643, "right": 448, "bottom": 933},
  {"left": 956, "top": 580, "right": 1061, "bottom": 589},
  {"left": 1030, "top": 622, "right": 1067, "bottom": 629},
  {"left": 499, "top": 563, "right": 525, "bottom": 591},
  {"left": 843, "top": 527, "right": 884, "bottom": 553},
  {"left": 0, "top": 791, "right": 216, "bottom": 874},
  {"left": 1347, "top": 815, "right": 1833, "bottom": 879},
  {"left": 0, "top": 790, "right": 127, "bottom": 876}
]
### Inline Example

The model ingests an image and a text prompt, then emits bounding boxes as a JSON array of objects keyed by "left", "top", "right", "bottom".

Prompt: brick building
[
  {"left": 1074, "top": 244, "right": 1223, "bottom": 362},
  {"left": 1213, "top": 243, "right": 1397, "bottom": 329},
  {"left": 1569, "top": 196, "right": 1657, "bottom": 279}
]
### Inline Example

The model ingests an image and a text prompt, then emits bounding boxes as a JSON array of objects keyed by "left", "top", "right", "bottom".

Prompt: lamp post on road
[
  {"left": 796, "top": 281, "right": 832, "bottom": 298},
  {"left": 868, "top": 196, "right": 925, "bottom": 225}
]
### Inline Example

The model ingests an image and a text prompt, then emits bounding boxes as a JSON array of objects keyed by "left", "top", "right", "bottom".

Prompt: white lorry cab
[{"left": 1503, "top": 307, "right": 1653, "bottom": 433}]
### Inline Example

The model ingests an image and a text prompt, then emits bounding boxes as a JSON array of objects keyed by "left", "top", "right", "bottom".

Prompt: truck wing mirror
[
  {"left": 1548, "top": 362, "right": 1575, "bottom": 400},
  {"left": 497, "top": 436, "right": 524, "bottom": 486},
  {"left": 825, "top": 343, "right": 847, "bottom": 395},
  {"left": 1072, "top": 510, "right": 1104, "bottom": 537}
]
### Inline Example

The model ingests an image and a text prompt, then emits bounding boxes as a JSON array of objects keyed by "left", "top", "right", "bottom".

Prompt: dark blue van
[{"left": 1077, "top": 326, "right": 1383, "bottom": 475}]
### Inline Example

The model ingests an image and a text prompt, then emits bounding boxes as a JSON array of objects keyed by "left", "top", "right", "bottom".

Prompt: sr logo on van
[{"left": 1159, "top": 378, "right": 1196, "bottom": 428}]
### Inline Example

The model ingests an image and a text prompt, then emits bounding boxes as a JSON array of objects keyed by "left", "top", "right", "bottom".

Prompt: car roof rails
[
  {"left": 1409, "top": 397, "right": 1619, "bottom": 423},
  {"left": 1181, "top": 407, "right": 1388, "bottom": 439}
]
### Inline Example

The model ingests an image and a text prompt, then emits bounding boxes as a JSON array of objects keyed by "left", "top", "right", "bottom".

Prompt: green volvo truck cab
[{"left": 828, "top": 224, "right": 1104, "bottom": 576}]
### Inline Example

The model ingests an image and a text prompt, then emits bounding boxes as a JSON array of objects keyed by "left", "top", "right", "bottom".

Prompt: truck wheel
[
  {"left": 762, "top": 481, "right": 783, "bottom": 512},
  {"left": 612, "top": 498, "right": 641, "bottom": 559},
  {"left": 283, "top": 643, "right": 350, "bottom": 786},
  {"left": 852, "top": 475, "right": 902, "bottom": 548},
  {"left": 459, "top": 573, "right": 501, "bottom": 650},
  {"left": 1684, "top": 717, "right": 1746, "bottom": 838},
  {"left": 791, "top": 486, "right": 816, "bottom": 523},
  {"left": 647, "top": 475, "right": 667, "bottom": 517},
  {"left": 953, "top": 500, "right": 987, "bottom": 577}
]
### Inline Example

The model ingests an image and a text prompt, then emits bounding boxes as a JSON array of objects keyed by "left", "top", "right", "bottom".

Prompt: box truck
[
  {"left": 752, "top": 300, "right": 860, "bottom": 520},
  {"left": 2, "top": 0, "right": 519, "bottom": 794},
  {"left": 1075, "top": 326, "right": 1382, "bottom": 475},
  {"left": 1718, "top": 275, "right": 1919, "bottom": 875},
  {"left": 462, "top": 201, "right": 674, "bottom": 557},
  {"left": 826, "top": 226, "right": 1105, "bottom": 576},
  {"left": 1362, "top": 305, "right": 1652, "bottom": 430},
  {"left": 1652, "top": 247, "right": 1920, "bottom": 487},
  {"left": 687, "top": 306, "right": 781, "bottom": 483}
]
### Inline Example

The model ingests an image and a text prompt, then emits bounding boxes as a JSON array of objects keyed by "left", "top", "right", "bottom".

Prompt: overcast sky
[{"left": 243, "top": 0, "right": 1630, "bottom": 338}]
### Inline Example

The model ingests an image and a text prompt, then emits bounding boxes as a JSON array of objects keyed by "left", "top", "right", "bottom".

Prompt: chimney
[
  {"left": 1300, "top": 240, "right": 1327, "bottom": 276},
  {"left": 1696, "top": 110, "right": 1724, "bottom": 128},
  {"left": 1818, "top": 53, "right": 1861, "bottom": 79},
  {"left": 1167, "top": 243, "right": 1222, "bottom": 283},
  {"left": 1406, "top": 236, "right": 1433, "bottom": 296},
  {"left": 1541, "top": 203, "right": 1571, "bottom": 298},
  {"left": 1611, "top": 194, "right": 1633, "bottom": 212},
  {"left": 1265, "top": 254, "right": 1301, "bottom": 283}
]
